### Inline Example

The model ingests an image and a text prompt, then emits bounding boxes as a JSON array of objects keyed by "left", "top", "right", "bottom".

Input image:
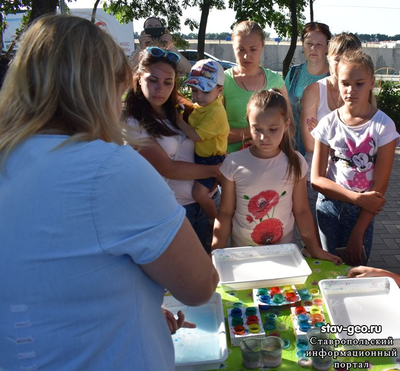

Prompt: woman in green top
[{"left": 223, "top": 20, "right": 295, "bottom": 153}]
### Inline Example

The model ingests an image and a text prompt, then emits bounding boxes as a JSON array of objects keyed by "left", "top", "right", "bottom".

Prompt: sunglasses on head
[
  {"left": 147, "top": 47, "right": 181, "bottom": 63},
  {"left": 305, "top": 21, "right": 330, "bottom": 30}
]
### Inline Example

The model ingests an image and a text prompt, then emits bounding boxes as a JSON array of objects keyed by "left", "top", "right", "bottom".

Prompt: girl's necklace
[{"left": 341, "top": 105, "right": 374, "bottom": 127}]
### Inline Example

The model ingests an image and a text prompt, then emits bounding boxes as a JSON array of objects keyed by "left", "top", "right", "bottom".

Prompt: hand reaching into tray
[
  {"left": 163, "top": 308, "right": 197, "bottom": 335},
  {"left": 347, "top": 266, "right": 400, "bottom": 286}
]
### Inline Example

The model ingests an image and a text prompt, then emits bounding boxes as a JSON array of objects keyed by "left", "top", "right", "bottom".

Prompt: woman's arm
[
  {"left": 141, "top": 218, "right": 219, "bottom": 306},
  {"left": 176, "top": 115, "right": 201, "bottom": 142},
  {"left": 227, "top": 127, "right": 251, "bottom": 145},
  {"left": 345, "top": 140, "right": 397, "bottom": 265},
  {"left": 300, "top": 83, "right": 320, "bottom": 153},
  {"left": 311, "top": 139, "right": 385, "bottom": 214},
  {"left": 212, "top": 176, "right": 236, "bottom": 250},
  {"left": 139, "top": 138, "right": 220, "bottom": 180},
  {"left": 292, "top": 174, "right": 342, "bottom": 264},
  {"left": 348, "top": 266, "right": 400, "bottom": 286}
]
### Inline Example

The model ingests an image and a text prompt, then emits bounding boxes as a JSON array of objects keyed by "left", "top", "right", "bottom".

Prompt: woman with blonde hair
[
  {"left": 223, "top": 20, "right": 295, "bottom": 153},
  {"left": 300, "top": 32, "right": 366, "bottom": 222},
  {"left": 0, "top": 14, "right": 218, "bottom": 370}
]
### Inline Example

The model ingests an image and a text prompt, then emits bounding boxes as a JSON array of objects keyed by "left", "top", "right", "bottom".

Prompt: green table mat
[{"left": 211, "top": 258, "right": 399, "bottom": 371}]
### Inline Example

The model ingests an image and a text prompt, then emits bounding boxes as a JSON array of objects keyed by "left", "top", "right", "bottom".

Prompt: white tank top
[
  {"left": 305, "top": 77, "right": 333, "bottom": 180},
  {"left": 316, "top": 77, "right": 333, "bottom": 121}
]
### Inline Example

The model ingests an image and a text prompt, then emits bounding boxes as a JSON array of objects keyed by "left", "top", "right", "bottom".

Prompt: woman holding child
[{"left": 126, "top": 47, "right": 221, "bottom": 253}]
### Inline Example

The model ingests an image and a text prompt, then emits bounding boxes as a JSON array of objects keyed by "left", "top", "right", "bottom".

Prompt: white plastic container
[
  {"left": 319, "top": 277, "right": 400, "bottom": 349},
  {"left": 162, "top": 292, "right": 228, "bottom": 370},
  {"left": 212, "top": 244, "right": 312, "bottom": 291}
]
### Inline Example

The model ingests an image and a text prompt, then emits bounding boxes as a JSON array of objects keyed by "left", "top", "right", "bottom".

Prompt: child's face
[
  {"left": 338, "top": 61, "right": 375, "bottom": 109},
  {"left": 248, "top": 106, "right": 289, "bottom": 159},
  {"left": 327, "top": 53, "right": 341, "bottom": 79},
  {"left": 191, "top": 85, "right": 222, "bottom": 107}
]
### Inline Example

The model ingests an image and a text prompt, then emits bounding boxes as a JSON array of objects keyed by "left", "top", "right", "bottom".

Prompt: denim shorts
[
  {"left": 316, "top": 193, "right": 374, "bottom": 263},
  {"left": 184, "top": 190, "right": 221, "bottom": 254},
  {"left": 194, "top": 154, "right": 225, "bottom": 190}
]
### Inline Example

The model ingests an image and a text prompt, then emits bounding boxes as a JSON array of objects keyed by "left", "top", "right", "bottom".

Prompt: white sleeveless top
[{"left": 304, "top": 77, "right": 333, "bottom": 179}]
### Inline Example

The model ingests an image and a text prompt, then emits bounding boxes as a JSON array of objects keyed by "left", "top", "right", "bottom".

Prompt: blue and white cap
[{"left": 183, "top": 59, "right": 225, "bottom": 92}]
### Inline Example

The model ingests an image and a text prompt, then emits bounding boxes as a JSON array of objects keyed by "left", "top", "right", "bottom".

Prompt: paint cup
[
  {"left": 261, "top": 336, "right": 285, "bottom": 368},
  {"left": 307, "top": 327, "right": 333, "bottom": 371},
  {"left": 240, "top": 338, "right": 262, "bottom": 369}
]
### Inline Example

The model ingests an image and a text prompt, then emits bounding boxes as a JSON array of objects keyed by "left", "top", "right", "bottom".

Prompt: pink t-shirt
[{"left": 221, "top": 148, "right": 308, "bottom": 247}]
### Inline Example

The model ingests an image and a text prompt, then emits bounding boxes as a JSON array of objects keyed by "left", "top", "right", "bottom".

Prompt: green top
[{"left": 223, "top": 67, "right": 285, "bottom": 153}]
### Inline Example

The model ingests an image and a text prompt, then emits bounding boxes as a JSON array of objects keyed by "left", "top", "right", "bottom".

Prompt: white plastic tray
[
  {"left": 319, "top": 277, "right": 400, "bottom": 349},
  {"left": 212, "top": 244, "right": 312, "bottom": 291},
  {"left": 162, "top": 292, "right": 228, "bottom": 370}
]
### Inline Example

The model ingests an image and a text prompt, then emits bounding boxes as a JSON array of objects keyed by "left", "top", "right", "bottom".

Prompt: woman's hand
[
  {"left": 159, "top": 32, "right": 173, "bottom": 48},
  {"left": 163, "top": 308, "right": 196, "bottom": 335},
  {"left": 348, "top": 266, "right": 383, "bottom": 278},
  {"left": 138, "top": 31, "right": 153, "bottom": 49},
  {"left": 307, "top": 117, "right": 318, "bottom": 132}
]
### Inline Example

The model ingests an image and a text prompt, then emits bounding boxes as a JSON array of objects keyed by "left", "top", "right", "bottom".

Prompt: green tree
[
  {"left": 228, "top": 0, "right": 307, "bottom": 77},
  {"left": 0, "top": 0, "right": 31, "bottom": 49},
  {"left": 181, "top": 0, "right": 225, "bottom": 59}
]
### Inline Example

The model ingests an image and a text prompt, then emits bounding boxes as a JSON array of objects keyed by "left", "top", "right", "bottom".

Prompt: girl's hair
[
  {"left": 232, "top": 20, "right": 265, "bottom": 44},
  {"left": 339, "top": 49, "right": 375, "bottom": 77},
  {"left": 301, "top": 21, "right": 331, "bottom": 42},
  {"left": 125, "top": 48, "right": 185, "bottom": 138},
  {"left": 328, "top": 32, "right": 362, "bottom": 57},
  {"left": 0, "top": 14, "right": 132, "bottom": 165},
  {"left": 246, "top": 89, "right": 302, "bottom": 181}
]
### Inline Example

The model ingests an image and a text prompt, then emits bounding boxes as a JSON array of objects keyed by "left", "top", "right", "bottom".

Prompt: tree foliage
[
  {"left": 180, "top": 0, "right": 225, "bottom": 59},
  {"left": 104, "top": 0, "right": 183, "bottom": 32},
  {"left": 377, "top": 81, "right": 400, "bottom": 133}
]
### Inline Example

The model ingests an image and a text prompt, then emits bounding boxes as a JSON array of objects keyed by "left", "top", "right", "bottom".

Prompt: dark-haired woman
[{"left": 126, "top": 46, "right": 221, "bottom": 253}]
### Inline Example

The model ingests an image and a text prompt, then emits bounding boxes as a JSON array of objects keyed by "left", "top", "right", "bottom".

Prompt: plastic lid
[
  {"left": 257, "top": 288, "right": 268, "bottom": 296},
  {"left": 265, "top": 313, "right": 278, "bottom": 323},
  {"left": 298, "top": 357, "right": 312, "bottom": 367},
  {"left": 309, "top": 288, "right": 320, "bottom": 296},
  {"left": 245, "top": 307, "right": 257, "bottom": 316},
  {"left": 264, "top": 322, "right": 276, "bottom": 331},
  {"left": 231, "top": 308, "right": 242, "bottom": 317},
  {"left": 297, "top": 314, "right": 309, "bottom": 323},
  {"left": 299, "top": 322, "right": 311, "bottom": 332},
  {"left": 282, "top": 338, "right": 291, "bottom": 349},
  {"left": 233, "top": 300, "right": 244, "bottom": 308},
  {"left": 272, "top": 293, "right": 284, "bottom": 304}
]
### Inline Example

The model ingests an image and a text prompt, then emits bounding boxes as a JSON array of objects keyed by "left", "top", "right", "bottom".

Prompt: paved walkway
[
  {"left": 369, "top": 147, "right": 400, "bottom": 273},
  {"left": 297, "top": 147, "right": 400, "bottom": 273}
]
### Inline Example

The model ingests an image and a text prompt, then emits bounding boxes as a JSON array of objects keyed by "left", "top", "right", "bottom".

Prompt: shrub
[{"left": 377, "top": 81, "right": 400, "bottom": 132}]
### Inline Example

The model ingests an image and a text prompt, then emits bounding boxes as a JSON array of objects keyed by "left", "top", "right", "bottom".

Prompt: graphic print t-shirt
[
  {"left": 312, "top": 109, "right": 399, "bottom": 192},
  {"left": 220, "top": 149, "right": 308, "bottom": 247}
]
